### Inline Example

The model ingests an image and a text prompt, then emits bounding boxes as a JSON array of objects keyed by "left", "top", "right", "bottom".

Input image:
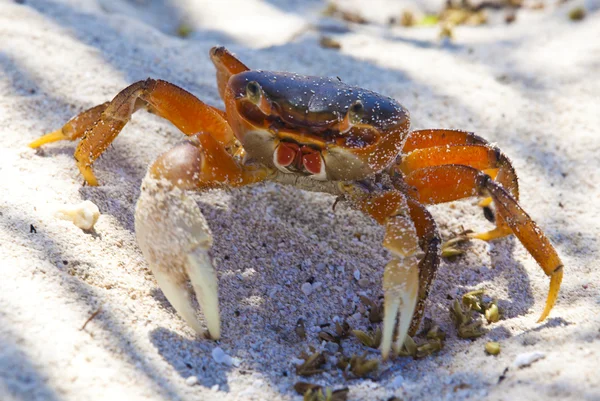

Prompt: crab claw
[
  {"left": 381, "top": 257, "right": 419, "bottom": 360},
  {"left": 380, "top": 214, "right": 421, "bottom": 360},
  {"left": 135, "top": 174, "right": 220, "bottom": 339}
]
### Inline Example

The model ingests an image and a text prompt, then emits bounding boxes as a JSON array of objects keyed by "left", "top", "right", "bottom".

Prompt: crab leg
[
  {"left": 406, "top": 197, "right": 441, "bottom": 335},
  {"left": 29, "top": 102, "right": 109, "bottom": 148},
  {"left": 347, "top": 189, "right": 421, "bottom": 359},
  {"left": 403, "top": 165, "right": 563, "bottom": 322},
  {"left": 209, "top": 46, "right": 250, "bottom": 101},
  {"left": 29, "top": 79, "right": 234, "bottom": 185},
  {"left": 136, "top": 135, "right": 269, "bottom": 339},
  {"left": 401, "top": 129, "right": 520, "bottom": 238},
  {"left": 402, "top": 129, "right": 488, "bottom": 153}
]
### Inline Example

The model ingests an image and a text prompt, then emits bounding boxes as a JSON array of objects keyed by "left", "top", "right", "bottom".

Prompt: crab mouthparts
[{"left": 274, "top": 141, "right": 326, "bottom": 180}]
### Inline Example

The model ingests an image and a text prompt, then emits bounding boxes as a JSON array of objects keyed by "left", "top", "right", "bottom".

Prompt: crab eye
[
  {"left": 348, "top": 100, "right": 364, "bottom": 124},
  {"left": 246, "top": 81, "right": 261, "bottom": 104}
]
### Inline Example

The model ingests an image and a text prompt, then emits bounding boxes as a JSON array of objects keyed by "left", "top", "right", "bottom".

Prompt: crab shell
[{"left": 223, "top": 70, "right": 410, "bottom": 181}]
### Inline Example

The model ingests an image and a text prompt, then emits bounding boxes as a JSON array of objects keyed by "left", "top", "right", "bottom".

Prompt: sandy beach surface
[{"left": 1, "top": 0, "right": 599, "bottom": 400}]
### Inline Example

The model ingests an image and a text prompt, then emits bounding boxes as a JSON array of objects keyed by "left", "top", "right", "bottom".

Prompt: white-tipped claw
[
  {"left": 380, "top": 257, "right": 419, "bottom": 360},
  {"left": 187, "top": 248, "right": 220, "bottom": 339},
  {"left": 135, "top": 174, "right": 219, "bottom": 338},
  {"left": 152, "top": 268, "right": 204, "bottom": 335}
]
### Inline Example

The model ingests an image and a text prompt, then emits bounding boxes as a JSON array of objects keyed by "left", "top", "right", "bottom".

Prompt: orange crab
[{"left": 29, "top": 47, "right": 563, "bottom": 359}]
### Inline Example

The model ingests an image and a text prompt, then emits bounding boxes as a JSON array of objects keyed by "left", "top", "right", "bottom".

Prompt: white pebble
[
  {"left": 391, "top": 374, "right": 404, "bottom": 388},
  {"left": 513, "top": 351, "right": 546, "bottom": 368},
  {"left": 185, "top": 376, "right": 198, "bottom": 386},
  {"left": 55, "top": 200, "right": 100, "bottom": 230},
  {"left": 210, "top": 384, "right": 219, "bottom": 392},
  {"left": 353, "top": 269, "right": 361, "bottom": 280},
  {"left": 211, "top": 347, "right": 242, "bottom": 367},
  {"left": 301, "top": 282, "right": 313, "bottom": 296}
]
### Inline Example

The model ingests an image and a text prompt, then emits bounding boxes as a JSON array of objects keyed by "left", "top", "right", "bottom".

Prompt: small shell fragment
[
  {"left": 55, "top": 200, "right": 100, "bottom": 230},
  {"left": 513, "top": 351, "right": 545, "bottom": 368}
]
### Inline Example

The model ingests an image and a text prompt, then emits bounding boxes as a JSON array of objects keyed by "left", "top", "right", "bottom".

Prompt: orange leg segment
[
  {"left": 404, "top": 165, "right": 562, "bottom": 322},
  {"left": 402, "top": 129, "right": 487, "bottom": 153},
  {"left": 398, "top": 140, "right": 520, "bottom": 240},
  {"left": 402, "top": 129, "right": 520, "bottom": 233},
  {"left": 30, "top": 79, "right": 235, "bottom": 186}
]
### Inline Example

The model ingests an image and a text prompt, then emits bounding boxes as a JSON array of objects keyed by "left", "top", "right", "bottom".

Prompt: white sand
[{"left": 1, "top": 0, "right": 599, "bottom": 400}]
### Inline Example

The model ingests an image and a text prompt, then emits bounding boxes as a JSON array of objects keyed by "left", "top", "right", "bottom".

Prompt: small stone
[
  {"left": 391, "top": 374, "right": 404, "bottom": 388},
  {"left": 358, "top": 278, "right": 369, "bottom": 288},
  {"left": 212, "top": 347, "right": 242, "bottom": 367},
  {"left": 353, "top": 269, "right": 361, "bottom": 280},
  {"left": 324, "top": 342, "right": 340, "bottom": 353},
  {"left": 185, "top": 376, "right": 198, "bottom": 386},
  {"left": 301, "top": 282, "right": 313, "bottom": 296},
  {"left": 513, "top": 351, "right": 545, "bottom": 368}
]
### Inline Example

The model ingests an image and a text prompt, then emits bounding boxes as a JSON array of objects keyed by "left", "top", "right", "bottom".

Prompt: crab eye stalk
[
  {"left": 348, "top": 100, "right": 364, "bottom": 125},
  {"left": 338, "top": 99, "right": 365, "bottom": 134},
  {"left": 246, "top": 81, "right": 261, "bottom": 104}
]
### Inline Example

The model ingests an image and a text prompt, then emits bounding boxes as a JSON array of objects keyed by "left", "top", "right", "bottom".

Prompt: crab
[{"left": 29, "top": 47, "right": 563, "bottom": 359}]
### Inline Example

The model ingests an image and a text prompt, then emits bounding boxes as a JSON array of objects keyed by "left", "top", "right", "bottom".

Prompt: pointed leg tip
[
  {"left": 29, "top": 129, "right": 67, "bottom": 148},
  {"left": 538, "top": 266, "right": 563, "bottom": 323}
]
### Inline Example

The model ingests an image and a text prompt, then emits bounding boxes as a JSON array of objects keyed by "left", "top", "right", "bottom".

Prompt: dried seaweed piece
[
  {"left": 485, "top": 341, "right": 501, "bottom": 355},
  {"left": 319, "top": 37, "right": 341, "bottom": 50},
  {"left": 457, "top": 320, "right": 486, "bottom": 339},
  {"left": 568, "top": 7, "right": 585, "bottom": 21},
  {"left": 296, "top": 351, "right": 327, "bottom": 376},
  {"left": 426, "top": 324, "right": 446, "bottom": 341},
  {"left": 349, "top": 354, "right": 378, "bottom": 378},
  {"left": 335, "top": 321, "right": 351, "bottom": 339},
  {"left": 295, "top": 382, "right": 322, "bottom": 395},
  {"left": 336, "top": 355, "right": 350, "bottom": 370},
  {"left": 416, "top": 338, "right": 443, "bottom": 359},
  {"left": 321, "top": 2, "right": 368, "bottom": 24},
  {"left": 462, "top": 289, "right": 485, "bottom": 313},
  {"left": 359, "top": 296, "right": 383, "bottom": 323},
  {"left": 352, "top": 327, "right": 382, "bottom": 349},
  {"left": 450, "top": 299, "right": 471, "bottom": 326},
  {"left": 400, "top": 10, "right": 416, "bottom": 27},
  {"left": 300, "top": 386, "right": 349, "bottom": 401},
  {"left": 451, "top": 297, "right": 487, "bottom": 338},
  {"left": 441, "top": 235, "right": 468, "bottom": 258},
  {"left": 319, "top": 331, "right": 338, "bottom": 343},
  {"left": 485, "top": 301, "right": 500, "bottom": 324},
  {"left": 396, "top": 335, "right": 418, "bottom": 357}
]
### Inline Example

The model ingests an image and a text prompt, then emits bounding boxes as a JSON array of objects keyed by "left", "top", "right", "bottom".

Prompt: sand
[{"left": 1, "top": 0, "right": 599, "bottom": 400}]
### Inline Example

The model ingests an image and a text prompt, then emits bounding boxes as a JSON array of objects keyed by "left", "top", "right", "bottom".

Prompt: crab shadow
[
  {"left": 0, "top": 207, "right": 189, "bottom": 401},
  {"left": 0, "top": 318, "right": 63, "bottom": 401}
]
